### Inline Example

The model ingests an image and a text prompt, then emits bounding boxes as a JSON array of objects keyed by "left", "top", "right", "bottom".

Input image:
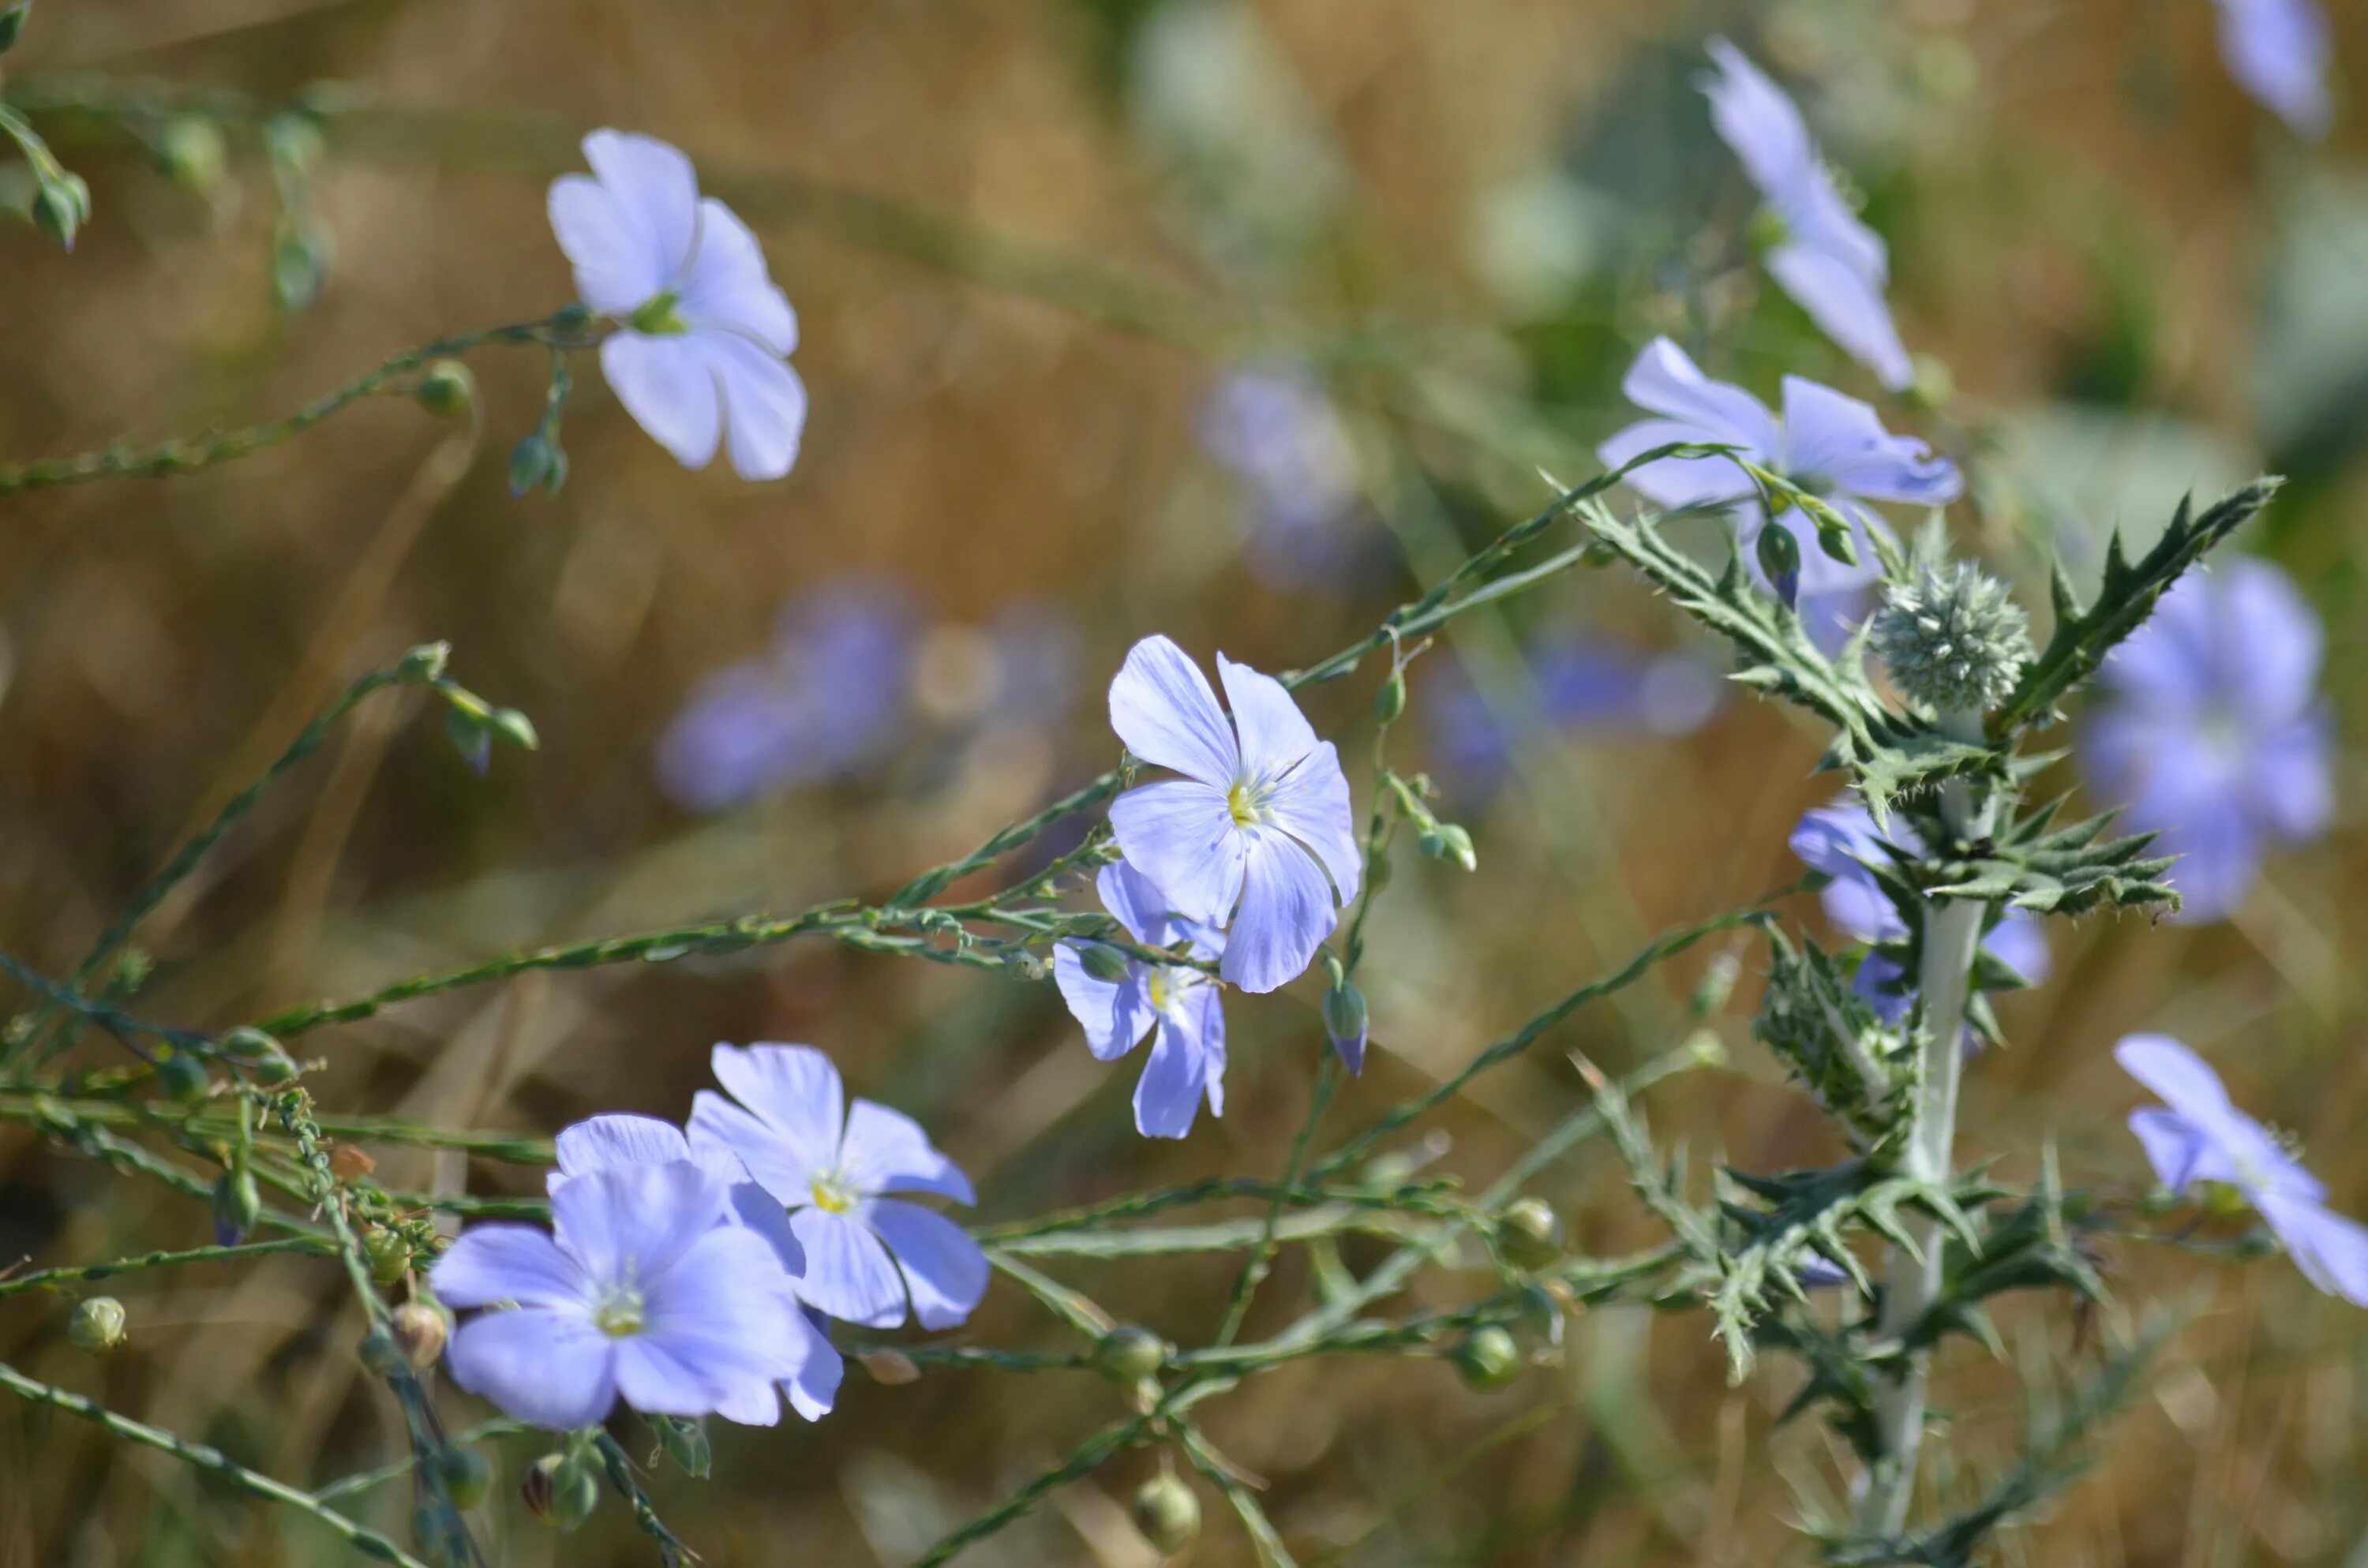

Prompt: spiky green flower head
[{"left": 1870, "top": 560, "right": 2033, "bottom": 716}]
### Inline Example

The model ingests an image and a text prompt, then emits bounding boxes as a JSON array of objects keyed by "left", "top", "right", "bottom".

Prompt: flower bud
[
  {"left": 251, "top": 1050, "right": 300, "bottom": 1086},
  {"left": 1453, "top": 1325, "right": 1521, "bottom": 1390},
  {"left": 413, "top": 360, "right": 477, "bottom": 419},
  {"left": 1092, "top": 1325, "right": 1169, "bottom": 1384},
  {"left": 507, "top": 432, "right": 566, "bottom": 497},
  {"left": 437, "top": 1444, "right": 493, "bottom": 1509},
  {"left": 67, "top": 1297, "right": 128, "bottom": 1355},
  {"left": 1079, "top": 943, "right": 1133, "bottom": 986},
  {"left": 212, "top": 1167, "right": 260, "bottom": 1242},
  {"left": 1689, "top": 952, "right": 1741, "bottom": 1020},
  {"left": 156, "top": 118, "right": 227, "bottom": 194},
  {"left": 1322, "top": 979, "right": 1368, "bottom": 1076},
  {"left": 358, "top": 1326, "right": 402, "bottom": 1377},
  {"left": 544, "top": 1454, "right": 600, "bottom": 1530},
  {"left": 1130, "top": 1473, "right": 1202, "bottom": 1555},
  {"left": 1373, "top": 666, "right": 1407, "bottom": 724},
  {"left": 1495, "top": 1198, "right": 1563, "bottom": 1272},
  {"left": 390, "top": 1301, "right": 448, "bottom": 1368},
  {"left": 486, "top": 706, "right": 539, "bottom": 751},
  {"left": 32, "top": 173, "right": 88, "bottom": 251},
  {"left": 654, "top": 1415, "right": 711, "bottom": 1478},
  {"left": 362, "top": 1226, "right": 411, "bottom": 1288},
  {"left": 272, "top": 223, "right": 332, "bottom": 312},
  {"left": 1002, "top": 947, "right": 1049, "bottom": 982},
  {"left": 445, "top": 709, "right": 493, "bottom": 775},
  {"left": 1417, "top": 822, "right": 1477, "bottom": 873},
  {"left": 1868, "top": 560, "right": 2033, "bottom": 717},
  {"left": 219, "top": 1026, "right": 281, "bottom": 1063},
  {"left": 0, "top": 2, "right": 29, "bottom": 51},
  {"left": 550, "top": 302, "right": 595, "bottom": 335},
  {"left": 1755, "top": 520, "right": 1802, "bottom": 609},
  {"left": 155, "top": 1049, "right": 211, "bottom": 1103}
]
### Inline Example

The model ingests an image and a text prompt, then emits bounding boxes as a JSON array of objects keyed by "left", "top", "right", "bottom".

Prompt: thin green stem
[
  {"left": 1214, "top": 1053, "right": 1342, "bottom": 1346},
  {"left": 0, "top": 1236, "right": 336, "bottom": 1300}
]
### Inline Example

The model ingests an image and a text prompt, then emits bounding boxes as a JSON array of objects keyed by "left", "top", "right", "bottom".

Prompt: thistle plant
[{"left": 2, "top": 18, "right": 2364, "bottom": 1568}]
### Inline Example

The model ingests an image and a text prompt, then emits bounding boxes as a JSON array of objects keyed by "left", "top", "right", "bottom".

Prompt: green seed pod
[
  {"left": 1453, "top": 1325, "right": 1521, "bottom": 1391},
  {"left": 487, "top": 707, "right": 539, "bottom": 751},
  {"left": 67, "top": 1297, "right": 128, "bottom": 1355},
  {"left": 1079, "top": 943, "right": 1133, "bottom": 986},
  {"left": 413, "top": 360, "right": 477, "bottom": 420},
  {"left": 1091, "top": 1324, "right": 1169, "bottom": 1384},
  {"left": 250, "top": 1050, "right": 300, "bottom": 1086},
  {"left": 212, "top": 1167, "right": 261, "bottom": 1241},
  {"left": 1321, "top": 979, "right": 1368, "bottom": 1075},
  {"left": 32, "top": 173, "right": 88, "bottom": 250},
  {"left": 218, "top": 1026, "right": 281, "bottom": 1062},
  {"left": 390, "top": 1301, "right": 448, "bottom": 1368},
  {"left": 155, "top": 1049, "right": 211, "bottom": 1103},
  {"left": 437, "top": 1444, "right": 493, "bottom": 1510},
  {"left": 271, "top": 223, "right": 331, "bottom": 312},
  {"left": 546, "top": 1454, "right": 600, "bottom": 1531},
  {"left": 1130, "top": 1473, "right": 1201, "bottom": 1556},
  {"left": 1418, "top": 823, "right": 1477, "bottom": 873},
  {"left": 156, "top": 118, "right": 227, "bottom": 194},
  {"left": 1373, "top": 666, "right": 1407, "bottom": 724},
  {"left": 654, "top": 1415, "right": 711, "bottom": 1478},
  {"left": 1755, "top": 518, "right": 1802, "bottom": 607},
  {"left": 358, "top": 1326, "right": 402, "bottom": 1377},
  {"left": 362, "top": 1226, "right": 411, "bottom": 1288},
  {"left": 506, "top": 433, "right": 566, "bottom": 497},
  {"left": 1496, "top": 1197, "right": 1563, "bottom": 1272}
]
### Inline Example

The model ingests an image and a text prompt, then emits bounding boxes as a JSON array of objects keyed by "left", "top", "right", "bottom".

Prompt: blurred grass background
[{"left": 3, "top": 0, "right": 2368, "bottom": 1563}]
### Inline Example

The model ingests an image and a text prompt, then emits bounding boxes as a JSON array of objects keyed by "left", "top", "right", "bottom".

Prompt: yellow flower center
[
  {"left": 1227, "top": 778, "right": 1268, "bottom": 828},
  {"left": 592, "top": 1284, "right": 646, "bottom": 1339},
  {"left": 809, "top": 1171, "right": 859, "bottom": 1214},
  {"left": 629, "top": 290, "right": 689, "bottom": 335}
]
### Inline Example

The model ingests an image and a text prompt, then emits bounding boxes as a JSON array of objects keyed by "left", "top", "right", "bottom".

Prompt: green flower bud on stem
[
  {"left": 390, "top": 1302, "right": 448, "bottom": 1368},
  {"left": 413, "top": 360, "right": 477, "bottom": 419},
  {"left": 67, "top": 1297, "right": 128, "bottom": 1354},
  {"left": 1453, "top": 1325, "right": 1521, "bottom": 1390},
  {"left": 654, "top": 1415, "right": 711, "bottom": 1478},
  {"left": 1092, "top": 1324, "right": 1170, "bottom": 1384},
  {"left": 1130, "top": 1473, "right": 1201, "bottom": 1555},
  {"left": 1373, "top": 666, "right": 1407, "bottom": 724},
  {"left": 437, "top": 1445, "right": 493, "bottom": 1510},
  {"left": 1495, "top": 1197, "right": 1563, "bottom": 1271},
  {"left": 358, "top": 1327, "right": 402, "bottom": 1377},
  {"left": 212, "top": 1167, "right": 260, "bottom": 1241},
  {"left": 155, "top": 1049, "right": 211, "bottom": 1103},
  {"left": 1079, "top": 943, "right": 1133, "bottom": 986},
  {"left": 1868, "top": 560, "right": 2033, "bottom": 715},
  {"left": 157, "top": 118, "right": 227, "bottom": 194},
  {"left": 362, "top": 1226, "right": 411, "bottom": 1288},
  {"left": 1418, "top": 822, "right": 1478, "bottom": 873}
]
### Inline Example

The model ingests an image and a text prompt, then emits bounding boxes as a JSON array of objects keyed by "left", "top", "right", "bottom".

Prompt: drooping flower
[
  {"left": 430, "top": 1162, "right": 808, "bottom": 1429},
  {"left": 1789, "top": 799, "right": 2051, "bottom": 1023},
  {"left": 2117, "top": 1033, "right": 2368, "bottom": 1305},
  {"left": 1598, "top": 338, "right": 1960, "bottom": 648},
  {"left": 545, "top": 1113, "right": 841, "bottom": 1421},
  {"left": 1106, "top": 636, "right": 1362, "bottom": 994},
  {"left": 1054, "top": 863, "right": 1228, "bottom": 1138},
  {"left": 688, "top": 1044, "right": 988, "bottom": 1330},
  {"left": 549, "top": 129, "right": 807, "bottom": 479},
  {"left": 1425, "top": 638, "right": 1725, "bottom": 803},
  {"left": 2080, "top": 557, "right": 2331, "bottom": 924},
  {"left": 2213, "top": 0, "right": 2332, "bottom": 139},
  {"left": 1200, "top": 368, "right": 1375, "bottom": 588},
  {"left": 657, "top": 582, "right": 915, "bottom": 811},
  {"left": 1701, "top": 39, "right": 1913, "bottom": 391}
]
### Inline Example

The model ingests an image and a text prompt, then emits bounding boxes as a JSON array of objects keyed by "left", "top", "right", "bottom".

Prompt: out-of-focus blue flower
[
  {"left": 1201, "top": 369, "right": 1371, "bottom": 588},
  {"left": 429, "top": 1162, "right": 808, "bottom": 1429},
  {"left": 1701, "top": 39, "right": 1913, "bottom": 391},
  {"left": 1053, "top": 863, "right": 1228, "bottom": 1139},
  {"left": 2081, "top": 557, "right": 2331, "bottom": 924},
  {"left": 2214, "top": 0, "right": 2332, "bottom": 139},
  {"left": 1598, "top": 338, "right": 1959, "bottom": 649},
  {"left": 689, "top": 1044, "right": 988, "bottom": 1332},
  {"left": 1107, "top": 636, "right": 1361, "bottom": 993},
  {"left": 983, "top": 603, "right": 1083, "bottom": 731},
  {"left": 1425, "top": 638, "right": 1725, "bottom": 802},
  {"left": 1789, "top": 799, "right": 2051, "bottom": 1024},
  {"left": 543, "top": 1113, "right": 841, "bottom": 1420},
  {"left": 2119, "top": 1033, "right": 2368, "bottom": 1305},
  {"left": 657, "top": 582, "right": 916, "bottom": 810},
  {"left": 549, "top": 131, "right": 807, "bottom": 479}
]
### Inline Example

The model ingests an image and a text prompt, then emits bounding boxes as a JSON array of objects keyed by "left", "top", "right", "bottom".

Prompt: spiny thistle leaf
[
  {"left": 1991, "top": 478, "right": 2280, "bottom": 735},
  {"left": 1920, "top": 804, "right": 2180, "bottom": 918}
]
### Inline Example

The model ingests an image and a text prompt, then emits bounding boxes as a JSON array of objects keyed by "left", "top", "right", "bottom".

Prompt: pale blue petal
[
  {"left": 781, "top": 1312, "right": 844, "bottom": 1420},
  {"left": 581, "top": 129, "right": 699, "bottom": 290},
  {"left": 1097, "top": 861, "right": 1178, "bottom": 945},
  {"left": 2115, "top": 1035, "right": 2237, "bottom": 1123},
  {"left": 710, "top": 1042, "right": 845, "bottom": 1173},
  {"left": 840, "top": 1098, "right": 974, "bottom": 1205},
  {"left": 613, "top": 1335, "right": 749, "bottom": 1417},
  {"left": 1599, "top": 418, "right": 1759, "bottom": 511},
  {"left": 725, "top": 1180, "right": 807, "bottom": 1276},
  {"left": 1216, "top": 653, "right": 1320, "bottom": 777},
  {"left": 2216, "top": 0, "right": 2332, "bottom": 138},
  {"left": 2128, "top": 1108, "right": 2212, "bottom": 1193},
  {"left": 555, "top": 1114, "right": 691, "bottom": 1176},
  {"left": 1766, "top": 245, "right": 1913, "bottom": 392},
  {"left": 1700, "top": 40, "right": 1820, "bottom": 211},
  {"left": 2220, "top": 559, "right": 2323, "bottom": 717},
  {"left": 865, "top": 1199, "right": 990, "bottom": 1330},
  {"left": 1264, "top": 739, "right": 1360, "bottom": 904},
  {"left": 551, "top": 1162, "right": 728, "bottom": 1285},
  {"left": 790, "top": 1207, "right": 909, "bottom": 1327},
  {"left": 1983, "top": 911, "right": 2051, "bottom": 987},
  {"left": 548, "top": 174, "right": 665, "bottom": 316},
  {"left": 602, "top": 332, "right": 723, "bottom": 470},
  {"left": 447, "top": 1308, "right": 616, "bottom": 1430},
  {"left": 1133, "top": 1018, "right": 1213, "bottom": 1139},
  {"left": 1108, "top": 634, "right": 1240, "bottom": 786},
  {"left": 1789, "top": 801, "right": 1911, "bottom": 942},
  {"left": 704, "top": 333, "right": 806, "bottom": 482},
  {"left": 2246, "top": 712, "right": 2333, "bottom": 843},
  {"left": 1779, "top": 379, "right": 1958, "bottom": 505},
  {"left": 1110, "top": 778, "right": 1246, "bottom": 927},
  {"left": 2259, "top": 1192, "right": 2368, "bottom": 1305},
  {"left": 713, "top": 1377, "right": 783, "bottom": 1427},
  {"left": 1617, "top": 338, "right": 1782, "bottom": 457},
  {"left": 429, "top": 1225, "right": 586, "bottom": 1310},
  {"left": 678, "top": 196, "right": 798, "bottom": 352},
  {"left": 1051, "top": 943, "right": 1157, "bottom": 1061},
  {"left": 1219, "top": 829, "right": 1336, "bottom": 994},
  {"left": 690, "top": 1091, "right": 819, "bottom": 1211}
]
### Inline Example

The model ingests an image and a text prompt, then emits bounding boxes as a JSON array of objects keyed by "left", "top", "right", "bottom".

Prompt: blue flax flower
[
  {"left": 549, "top": 131, "right": 807, "bottom": 479},
  {"left": 689, "top": 1044, "right": 988, "bottom": 1330},
  {"left": 1789, "top": 799, "right": 2051, "bottom": 1023},
  {"left": 1599, "top": 338, "right": 1959, "bottom": 649},
  {"left": 430, "top": 1161, "right": 807, "bottom": 1429},
  {"left": 2081, "top": 558, "right": 2331, "bottom": 924},
  {"left": 1054, "top": 863, "right": 1228, "bottom": 1139},
  {"left": 1107, "top": 635, "right": 1362, "bottom": 994},
  {"left": 2118, "top": 1034, "right": 2368, "bottom": 1305},
  {"left": 546, "top": 1113, "right": 841, "bottom": 1420},
  {"left": 1702, "top": 39, "right": 1913, "bottom": 391},
  {"left": 1201, "top": 368, "right": 1371, "bottom": 588},
  {"left": 2214, "top": 0, "right": 2332, "bottom": 139}
]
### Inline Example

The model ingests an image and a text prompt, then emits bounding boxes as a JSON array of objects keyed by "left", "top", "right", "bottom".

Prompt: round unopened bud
[
  {"left": 1373, "top": 667, "right": 1407, "bottom": 724},
  {"left": 655, "top": 1415, "right": 711, "bottom": 1478},
  {"left": 486, "top": 707, "right": 539, "bottom": 751},
  {"left": 212, "top": 1167, "right": 260, "bottom": 1241},
  {"left": 1130, "top": 1473, "right": 1202, "bottom": 1555},
  {"left": 250, "top": 1050, "right": 300, "bottom": 1086},
  {"left": 67, "top": 1297, "right": 128, "bottom": 1354},
  {"left": 437, "top": 1444, "right": 493, "bottom": 1509},
  {"left": 156, "top": 118, "right": 227, "bottom": 193},
  {"left": 272, "top": 223, "right": 331, "bottom": 312},
  {"left": 1755, "top": 518, "right": 1803, "bottom": 608},
  {"left": 32, "top": 173, "right": 88, "bottom": 250},
  {"left": 1078, "top": 943, "right": 1133, "bottom": 986},
  {"left": 1092, "top": 1325, "right": 1169, "bottom": 1384},
  {"left": 548, "top": 1454, "right": 600, "bottom": 1531},
  {"left": 413, "top": 360, "right": 476, "bottom": 419},
  {"left": 1418, "top": 822, "right": 1478, "bottom": 873},
  {"left": 390, "top": 1302, "right": 448, "bottom": 1368},
  {"left": 1868, "top": 560, "right": 2033, "bottom": 716},
  {"left": 1322, "top": 979, "right": 1368, "bottom": 1075},
  {"left": 358, "top": 1326, "right": 403, "bottom": 1376},
  {"left": 507, "top": 433, "right": 565, "bottom": 497},
  {"left": 218, "top": 1026, "right": 280, "bottom": 1063},
  {"left": 155, "top": 1049, "right": 210, "bottom": 1103},
  {"left": 1453, "top": 1325, "right": 1522, "bottom": 1390},
  {"left": 1496, "top": 1198, "right": 1563, "bottom": 1272},
  {"left": 362, "top": 1226, "right": 411, "bottom": 1288}
]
